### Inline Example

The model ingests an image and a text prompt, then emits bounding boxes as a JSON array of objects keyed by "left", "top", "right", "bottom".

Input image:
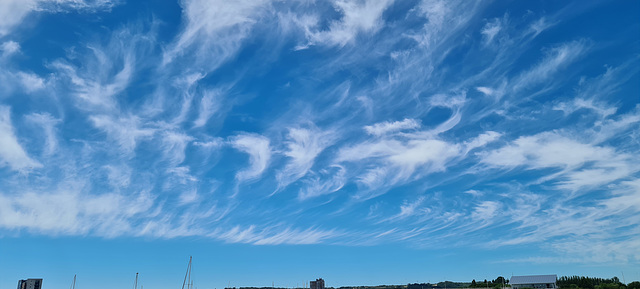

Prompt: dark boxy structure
[
  {"left": 311, "top": 279, "right": 325, "bottom": 289},
  {"left": 17, "top": 279, "right": 43, "bottom": 289}
]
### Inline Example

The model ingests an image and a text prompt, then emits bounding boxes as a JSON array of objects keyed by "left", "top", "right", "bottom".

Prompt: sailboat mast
[
  {"left": 182, "top": 256, "right": 192, "bottom": 289},
  {"left": 70, "top": 275, "right": 76, "bottom": 289},
  {"left": 134, "top": 273, "right": 139, "bottom": 289}
]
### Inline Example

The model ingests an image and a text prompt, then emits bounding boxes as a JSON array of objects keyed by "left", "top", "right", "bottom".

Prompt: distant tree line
[
  {"left": 557, "top": 276, "right": 640, "bottom": 289},
  {"left": 468, "top": 276, "right": 509, "bottom": 288},
  {"left": 337, "top": 286, "right": 406, "bottom": 289},
  {"left": 224, "top": 276, "right": 640, "bottom": 289},
  {"left": 225, "top": 287, "right": 291, "bottom": 289},
  {"left": 408, "top": 281, "right": 467, "bottom": 289}
]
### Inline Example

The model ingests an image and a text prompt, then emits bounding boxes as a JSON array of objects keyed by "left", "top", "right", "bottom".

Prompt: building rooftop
[{"left": 511, "top": 275, "right": 557, "bottom": 285}]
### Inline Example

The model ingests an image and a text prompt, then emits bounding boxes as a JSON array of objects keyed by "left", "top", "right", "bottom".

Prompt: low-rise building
[{"left": 510, "top": 275, "right": 557, "bottom": 289}]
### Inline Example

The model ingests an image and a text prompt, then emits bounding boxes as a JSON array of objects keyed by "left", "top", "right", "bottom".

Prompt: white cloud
[
  {"left": 471, "top": 201, "right": 500, "bottom": 221},
  {"left": 167, "top": 166, "right": 198, "bottom": 184},
  {"left": 416, "top": 0, "right": 449, "bottom": 48},
  {"left": 298, "top": 165, "right": 346, "bottom": 200},
  {"left": 0, "top": 0, "right": 37, "bottom": 37},
  {"left": 299, "top": 0, "right": 394, "bottom": 47},
  {"left": 193, "top": 138, "right": 224, "bottom": 149},
  {"left": 529, "top": 17, "right": 556, "bottom": 38},
  {"left": 553, "top": 98, "right": 617, "bottom": 119},
  {"left": 0, "top": 0, "right": 116, "bottom": 37},
  {"left": 337, "top": 139, "right": 404, "bottom": 162},
  {"left": 338, "top": 137, "right": 461, "bottom": 199},
  {"left": 480, "top": 132, "right": 637, "bottom": 191},
  {"left": 178, "top": 188, "right": 199, "bottom": 205},
  {"left": 1, "top": 41, "right": 21, "bottom": 58},
  {"left": 25, "top": 112, "right": 61, "bottom": 156},
  {"left": 51, "top": 24, "right": 153, "bottom": 113},
  {"left": 481, "top": 17, "right": 502, "bottom": 45},
  {"left": 0, "top": 106, "right": 42, "bottom": 171},
  {"left": 356, "top": 166, "right": 391, "bottom": 191},
  {"left": 387, "top": 139, "right": 459, "bottom": 173},
  {"left": 412, "top": 0, "right": 477, "bottom": 50},
  {"left": 590, "top": 106, "right": 640, "bottom": 145},
  {"left": 193, "top": 89, "right": 221, "bottom": 128},
  {"left": 387, "top": 196, "right": 427, "bottom": 222},
  {"left": 16, "top": 71, "right": 46, "bottom": 93},
  {"left": 170, "top": 72, "right": 204, "bottom": 125},
  {"left": 603, "top": 179, "right": 640, "bottom": 214},
  {"left": 463, "top": 131, "right": 501, "bottom": 154},
  {"left": 160, "top": 131, "right": 194, "bottom": 166},
  {"left": 475, "top": 86, "right": 494, "bottom": 96},
  {"left": 52, "top": 56, "right": 130, "bottom": 111},
  {"left": 90, "top": 114, "right": 155, "bottom": 154},
  {"left": 483, "top": 181, "right": 640, "bottom": 263},
  {"left": 481, "top": 132, "right": 611, "bottom": 168},
  {"left": 0, "top": 187, "right": 155, "bottom": 237},
  {"left": 364, "top": 118, "right": 420, "bottom": 136},
  {"left": 213, "top": 225, "right": 339, "bottom": 245},
  {"left": 231, "top": 133, "right": 272, "bottom": 182},
  {"left": 429, "top": 93, "right": 466, "bottom": 108},
  {"left": 557, "top": 165, "right": 632, "bottom": 192},
  {"left": 103, "top": 164, "right": 132, "bottom": 189},
  {"left": 276, "top": 127, "right": 335, "bottom": 190},
  {"left": 475, "top": 81, "right": 507, "bottom": 101},
  {"left": 513, "top": 40, "right": 587, "bottom": 91},
  {"left": 0, "top": 70, "right": 46, "bottom": 97},
  {"left": 463, "top": 189, "right": 482, "bottom": 197},
  {"left": 163, "top": 0, "right": 271, "bottom": 68},
  {"left": 35, "top": 0, "right": 116, "bottom": 12}
]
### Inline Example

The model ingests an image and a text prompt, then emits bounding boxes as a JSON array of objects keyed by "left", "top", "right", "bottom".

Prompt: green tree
[
  {"left": 626, "top": 282, "right": 640, "bottom": 289},
  {"left": 596, "top": 284, "right": 619, "bottom": 289},
  {"left": 472, "top": 280, "right": 477, "bottom": 288}
]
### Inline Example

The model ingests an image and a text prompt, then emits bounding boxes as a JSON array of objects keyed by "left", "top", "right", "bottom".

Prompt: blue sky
[{"left": 1, "top": 0, "right": 639, "bottom": 289}]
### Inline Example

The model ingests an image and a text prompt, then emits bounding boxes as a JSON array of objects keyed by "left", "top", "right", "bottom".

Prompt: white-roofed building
[{"left": 510, "top": 275, "right": 557, "bottom": 289}]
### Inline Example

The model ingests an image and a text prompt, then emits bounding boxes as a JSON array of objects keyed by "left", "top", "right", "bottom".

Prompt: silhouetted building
[
  {"left": 17, "top": 279, "right": 43, "bottom": 289},
  {"left": 310, "top": 279, "right": 324, "bottom": 289},
  {"left": 511, "top": 275, "right": 556, "bottom": 289}
]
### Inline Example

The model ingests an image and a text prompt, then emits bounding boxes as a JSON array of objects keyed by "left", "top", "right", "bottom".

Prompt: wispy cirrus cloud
[
  {"left": 163, "top": 0, "right": 272, "bottom": 68},
  {"left": 0, "top": 0, "right": 638, "bottom": 270},
  {"left": 212, "top": 225, "right": 340, "bottom": 245},
  {"left": 276, "top": 126, "right": 335, "bottom": 191},
  {"left": 296, "top": 0, "right": 394, "bottom": 48},
  {"left": 0, "top": 185, "right": 155, "bottom": 237},
  {"left": 364, "top": 118, "right": 420, "bottom": 136},
  {"left": 0, "top": 41, "right": 20, "bottom": 59},
  {"left": 90, "top": 114, "right": 155, "bottom": 154},
  {"left": 231, "top": 133, "right": 272, "bottom": 183},
  {"left": 512, "top": 40, "right": 588, "bottom": 92},
  {"left": 480, "top": 131, "right": 638, "bottom": 192},
  {"left": 0, "top": 106, "right": 42, "bottom": 172},
  {"left": 51, "top": 25, "right": 154, "bottom": 113},
  {"left": 25, "top": 112, "right": 61, "bottom": 156},
  {"left": 298, "top": 165, "right": 346, "bottom": 201}
]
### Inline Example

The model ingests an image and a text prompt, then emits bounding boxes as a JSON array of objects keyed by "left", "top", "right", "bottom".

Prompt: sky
[{"left": 0, "top": 0, "right": 639, "bottom": 289}]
